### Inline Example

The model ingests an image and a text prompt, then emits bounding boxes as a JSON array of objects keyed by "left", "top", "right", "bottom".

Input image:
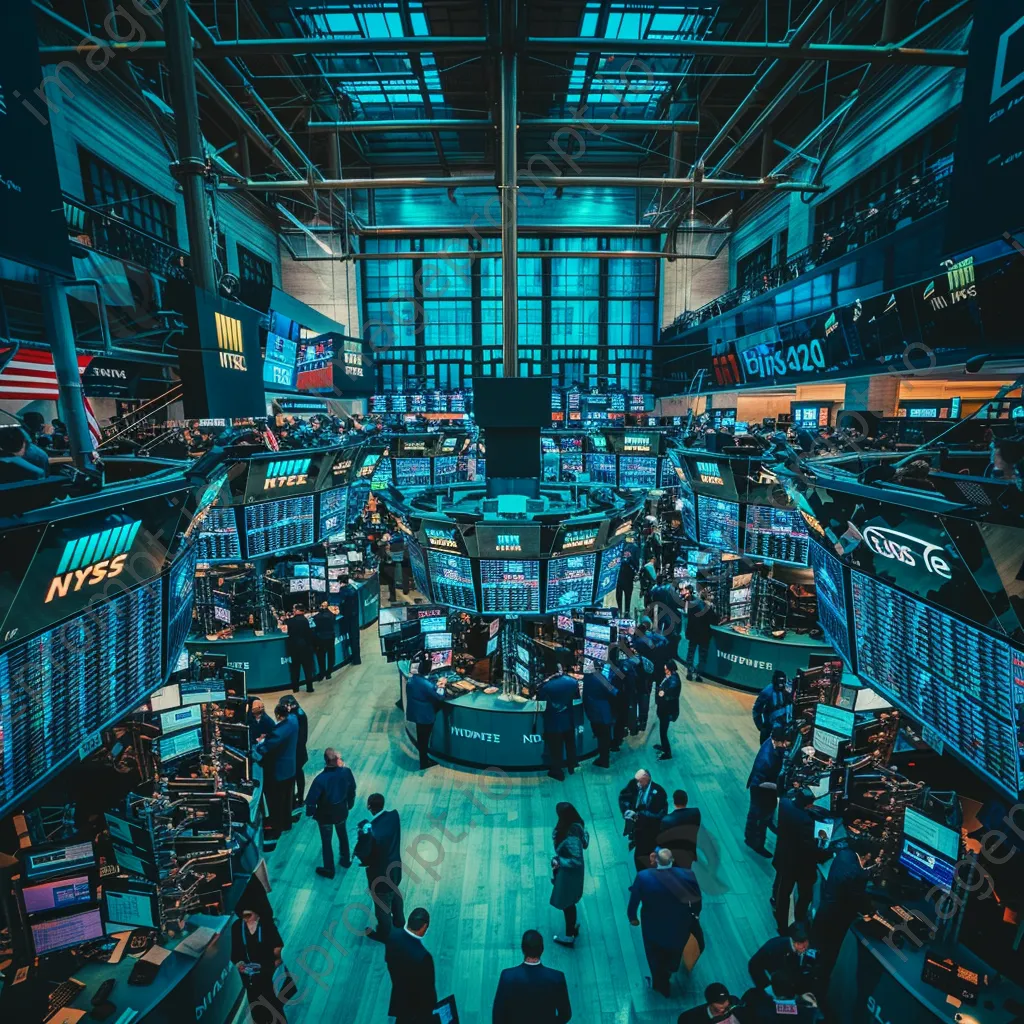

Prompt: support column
[
  {"left": 40, "top": 275, "right": 95, "bottom": 468},
  {"left": 165, "top": 0, "right": 217, "bottom": 294},
  {"left": 499, "top": 0, "right": 518, "bottom": 377}
]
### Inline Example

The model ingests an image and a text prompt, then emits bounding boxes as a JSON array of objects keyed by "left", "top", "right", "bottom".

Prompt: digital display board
[
  {"left": 808, "top": 542, "right": 852, "bottom": 666},
  {"left": 852, "top": 571, "right": 1023, "bottom": 796},
  {"left": 166, "top": 544, "right": 198, "bottom": 669},
  {"left": 619, "top": 456, "right": 658, "bottom": 489},
  {"left": 743, "top": 506, "right": 809, "bottom": 566},
  {"left": 679, "top": 484, "right": 697, "bottom": 542},
  {"left": 319, "top": 487, "right": 348, "bottom": 540},
  {"left": 244, "top": 496, "right": 314, "bottom": 556},
  {"left": 245, "top": 454, "right": 321, "bottom": 502},
  {"left": 198, "top": 507, "right": 241, "bottom": 561},
  {"left": 433, "top": 456, "right": 458, "bottom": 483},
  {"left": 556, "top": 526, "right": 602, "bottom": 555},
  {"left": 422, "top": 522, "right": 464, "bottom": 553},
  {"left": 263, "top": 333, "right": 297, "bottom": 389},
  {"left": 585, "top": 453, "right": 617, "bottom": 484},
  {"left": 394, "top": 458, "right": 432, "bottom": 488},
  {"left": 697, "top": 495, "right": 740, "bottom": 552},
  {"left": 426, "top": 551, "right": 477, "bottom": 611},
  {"left": 546, "top": 553, "right": 597, "bottom": 611},
  {"left": 596, "top": 542, "right": 624, "bottom": 604},
  {"left": 559, "top": 435, "right": 583, "bottom": 453},
  {"left": 559, "top": 453, "right": 584, "bottom": 480},
  {"left": 681, "top": 455, "right": 740, "bottom": 500},
  {"left": 475, "top": 525, "right": 542, "bottom": 559},
  {"left": 481, "top": 560, "right": 541, "bottom": 614}
]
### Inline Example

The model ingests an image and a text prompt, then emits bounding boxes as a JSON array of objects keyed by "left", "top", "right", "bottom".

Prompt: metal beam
[
  {"left": 307, "top": 119, "right": 492, "bottom": 132},
  {"left": 520, "top": 118, "right": 699, "bottom": 132},
  {"left": 343, "top": 250, "right": 668, "bottom": 260},
  {"left": 499, "top": 0, "right": 518, "bottom": 377}
]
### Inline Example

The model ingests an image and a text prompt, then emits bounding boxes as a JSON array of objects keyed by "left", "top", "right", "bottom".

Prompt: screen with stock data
[
  {"left": 426, "top": 551, "right": 477, "bottom": 611},
  {"left": 481, "top": 560, "right": 541, "bottom": 613}
]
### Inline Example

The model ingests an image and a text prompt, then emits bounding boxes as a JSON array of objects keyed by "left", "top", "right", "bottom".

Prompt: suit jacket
[
  {"left": 405, "top": 674, "right": 446, "bottom": 725},
  {"left": 285, "top": 613, "right": 314, "bottom": 654},
  {"left": 655, "top": 672, "right": 682, "bottom": 720},
  {"left": 259, "top": 715, "right": 299, "bottom": 781},
  {"left": 773, "top": 797, "right": 828, "bottom": 873},
  {"left": 748, "top": 935, "right": 816, "bottom": 990},
  {"left": 676, "top": 998, "right": 741, "bottom": 1024},
  {"left": 627, "top": 867, "right": 700, "bottom": 950},
  {"left": 493, "top": 963, "right": 572, "bottom": 1024},
  {"left": 618, "top": 779, "right": 669, "bottom": 854},
  {"left": 581, "top": 671, "right": 617, "bottom": 726},
  {"left": 362, "top": 808, "right": 403, "bottom": 885},
  {"left": 247, "top": 710, "right": 273, "bottom": 745},
  {"left": 304, "top": 765, "right": 356, "bottom": 825},
  {"left": 656, "top": 807, "right": 701, "bottom": 867},
  {"left": 746, "top": 739, "right": 784, "bottom": 790},
  {"left": 385, "top": 928, "right": 437, "bottom": 1020},
  {"left": 313, "top": 609, "right": 338, "bottom": 641},
  {"left": 290, "top": 706, "right": 309, "bottom": 770},
  {"left": 537, "top": 674, "right": 578, "bottom": 732}
]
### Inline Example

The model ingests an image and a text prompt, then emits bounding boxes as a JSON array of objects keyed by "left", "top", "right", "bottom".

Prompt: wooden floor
[{"left": 261, "top": 595, "right": 776, "bottom": 1023}]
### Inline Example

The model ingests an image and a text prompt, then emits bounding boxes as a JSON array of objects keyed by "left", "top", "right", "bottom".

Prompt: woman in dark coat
[
  {"left": 231, "top": 902, "right": 286, "bottom": 1018},
  {"left": 550, "top": 802, "right": 589, "bottom": 947}
]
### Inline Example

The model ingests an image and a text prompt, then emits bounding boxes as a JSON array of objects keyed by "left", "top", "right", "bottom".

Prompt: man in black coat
[
  {"left": 682, "top": 586, "right": 714, "bottom": 682},
  {"left": 744, "top": 728, "right": 790, "bottom": 857},
  {"left": 247, "top": 698, "right": 273, "bottom": 745},
  {"left": 284, "top": 607, "right": 316, "bottom": 693},
  {"left": 385, "top": 906, "right": 437, "bottom": 1024},
  {"left": 304, "top": 747, "right": 357, "bottom": 877},
  {"left": 281, "top": 694, "right": 309, "bottom": 808},
  {"left": 581, "top": 665, "right": 617, "bottom": 768},
  {"left": 619, "top": 768, "right": 669, "bottom": 872},
  {"left": 676, "top": 981, "right": 740, "bottom": 1024},
  {"left": 312, "top": 601, "right": 338, "bottom": 681},
  {"left": 492, "top": 930, "right": 572, "bottom": 1023},
  {"left": 256, "top": 702, "right": 299, "bottom": 837},
  {"left": 748, "top": 922, "right": 816, "bottom": 992},
  {"left": 653, "top": 659, "right": 682, "bottom": 761},
  {"left": 536, "top": 665, "right": 579, "bottom": 781},
  {"left": 356, "top": 792, "right": 405, "bottom": 941},
  {"left": 773, "top": 789, "right": 830, "bottom": 933},
  {"left": 405, "top": 659, "right": 446, "bottom": 770},
  {"left": 812, "top": 840, "right": 877, "bottom": 982},
  {"left": 337, "top": 581, "right": 361, "bottom": 665},
  {"left": 657, "top": 789, "right": 701, "bottom": 870}
]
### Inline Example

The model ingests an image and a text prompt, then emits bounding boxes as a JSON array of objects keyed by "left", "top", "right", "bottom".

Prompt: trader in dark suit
[
  {"left": 304, "top": 747, "right": 357, "bottom": 877},
  {"left": 312, "top": 601, "right": 338, "bottom": 681},
  {"left": 812, "top": 839, "right": 877, "bottom": 982},
  {"left": 247, "top": 698, "right": 273, "bottom": 745},
  {"left": 357, "top": 793, "right": 405, "bottom": 941},
  {"left": 657, "top": 789, "right": 701, "bottom": 869},
  {"left": 536, "top": 665, "right": 579, "bottom": 781},
  {"left": 627, "top": 848, "right": 702, "bottom": 997},
  {"left": 676, "top": 982, "right": 741, "bottom": 1024},
  {"left": 744, "top": 728, "right": 790, "bottom": 857},
  {"left": 282, "top": 694, "right": 309, "bottom": 807},
  {"left": 748, "top": 922, "right": 816, "bottom": 992},
  {"left": 653, "top": 659, "right": 682, "bottom": 761},
  {"left": 285, "top": 607, "right": 317, "bottom": 693},
  {"left": 337, "top": 581, "right": 362, "bottom": 665},
  {"left": 752, "top": 671, "right": 792, "bottom": 744},
  {"left": 492, "top": 929, "right": 572, "bottom": 1023},
  {"left": 773, "top": 789, "right": 830, "bottom": 933},
  {"left": 385, "top": 906, "right": 437, "bottom": 1024},
  {"left": 616, "top": 548, "right": 637, "bottom": 614},
  {"left": 405, "top": 659, "right": 446, "bottom": 770},
  {"left": 256, "top": 702, "right": 299, "bottom": 837},
  {"left": 581, "top": 665, "right": 617, "bottom": 768},
  {"left": 619, "top": 768, "right": 669, "bottom": 871}
]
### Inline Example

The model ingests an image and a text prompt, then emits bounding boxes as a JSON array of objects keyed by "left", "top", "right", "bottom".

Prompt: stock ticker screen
[
  {"left": 618, "top": 456, "right": 658, "bottom": 489},
  {"left": 244, "top": 496, "right": 314, "bottom": 556},
  {"left": 406, "top": 542, "right": 431, "bottom": 600},
  {"left": 481, "top": 560, "right": 541, "bottom": 614},
  {"left": 585, "top": 453, "right": 617, "bottom": 484},
  {"left": 697, "top": 495, "right": 740, "bottom": 552},
  {"left": 808, "top": 542, "right": 852, "bottom": 666},
  {"left": 394, "top": 458, "right": 432, "bottom": 488},
  {"left": 743, "top": 505, "right": 810, "bottom": 566},
  {"left": 852, "top": 571, "right": 1024, "bottom": 796},
  {"left": 596, "top": 542, "right": 624, "bottom": 604},
  {"left": 426, "top": 551, "right": 477, "bottom": 611},
  {"left": 197, "top": 507, "right": 241, "bottom": 561},
  {"left": 318, "top": 487, "right": 348, "bottom": 540},
  {"left": 545, "top": 554, "right": 597, "bottom": 610}
]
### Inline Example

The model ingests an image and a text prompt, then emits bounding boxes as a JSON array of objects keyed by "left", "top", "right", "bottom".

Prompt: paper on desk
[
  {"left": 46, "top": 1009, "right": 86, "bottom": 1024},
  {"left": 174, "top": 926, "right": 216, "bottom": 959},
  {"left": 140, "top": 945, "right": 172, "bottom": 966}
]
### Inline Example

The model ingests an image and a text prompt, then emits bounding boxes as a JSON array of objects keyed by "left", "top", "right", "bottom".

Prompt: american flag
[{"left": 0, "top": 347, "right": 102, "bottom": 443}]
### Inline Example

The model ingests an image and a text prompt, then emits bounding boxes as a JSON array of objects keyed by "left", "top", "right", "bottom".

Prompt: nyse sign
[{"left": 862, "top": 526, "right": 952, "bottom": 579}]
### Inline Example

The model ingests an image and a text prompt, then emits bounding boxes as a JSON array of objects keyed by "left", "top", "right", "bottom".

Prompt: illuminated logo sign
[
  {"left": 215, "top": 312, "right": 247, "bottom": 371},
  {"left": 696, "top": 461, "right": 724, "bottom": 486},
  {"left": 46, "top": 521, "right": 141, "bottom": 603},
  {"left": 357, "top": 454, "right": 381, "bottom": 478},
  {"left": 824, "top": 312, "right": 839, "bottom": 337},
  {"left": 343, "top": 339, "right": 364, "bottom": 377},
  {"left": 495, "top": 533, "right": 523, "bottom": 552},
  {"left": 562, "top": 528, "right": 599, "bottom": 551},
  {"left": 623, "top": 435, "right": 651, "bottom": 452},
  {"left": 332, "top": 458, "right": 353, "bottom": 476},
  {"left": 614, "top": 520, "right": 633, "bottom": 536},
  {"left": 265, "top": 458, "right": 311, "bottom": 489},
  {"left": 425, "top": 527, "right": 460, "bottom": 551},
  {"left": 862, "top": 526, "right": 952, "bottom": 579}
]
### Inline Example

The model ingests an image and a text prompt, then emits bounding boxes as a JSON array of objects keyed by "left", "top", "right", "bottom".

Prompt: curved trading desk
[
  {"left": 398, "top": 662, "right": 598, "bottom": 770},
  {"left": 685, "top": 624, "right": 836, "bottom": 692}
]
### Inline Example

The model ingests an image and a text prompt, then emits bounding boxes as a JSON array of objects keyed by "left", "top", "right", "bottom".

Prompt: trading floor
[{"left": 269, "top": 594, "right": 765, "bottom": 1024}]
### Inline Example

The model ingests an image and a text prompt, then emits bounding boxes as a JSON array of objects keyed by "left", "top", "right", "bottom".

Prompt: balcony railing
[{"left": 662, "top": 159, "right": 953, "bottom": 337}]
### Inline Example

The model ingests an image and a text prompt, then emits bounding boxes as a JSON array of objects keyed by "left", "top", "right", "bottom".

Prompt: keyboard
[{"left": 44, "top": 978, "right": 85, "bottom": 1021}]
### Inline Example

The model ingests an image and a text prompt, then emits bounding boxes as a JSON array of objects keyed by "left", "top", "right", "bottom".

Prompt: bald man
[
  {"left": 304, "top": 748, "right": 357, "bottom": 877},
  {"left": 619, "top": 768, "right": 669, "bottom": 872}
]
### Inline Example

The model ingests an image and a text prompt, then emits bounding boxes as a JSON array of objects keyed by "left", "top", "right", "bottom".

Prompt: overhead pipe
[
  {"left": 520, "top": 118, "right": 699, "bottom": 132},
  {"left": 307, "top": 119, "right": 492, "bottom": 132}
]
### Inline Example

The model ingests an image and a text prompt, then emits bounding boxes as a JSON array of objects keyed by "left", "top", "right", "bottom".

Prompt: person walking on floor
[
  {"left": 385, "top": 906, "right": 437, "bottom": 1024},
  {"left": 744, "top": 727, "right": 790, "bottom": 857},
  {"left": 619, "top": 768, "right": 669, "bottom": 872},
  {"left": 536, "top": 664, "right": 579, "bottom": 781},
  {"left": 356, "top": 793, "right": 406, "bottom": 942},
  {"left": 284, "top": 606, "right": 316, "bottom": 693},
  {"left": 682, "top": 586, "right": 714, "bottom": 682},
  {"left": 405, "top": 658, "right": 446, "bottom": 770},
  {"left": 281, "top": 694, "right": 309, "bottom": 809},
  {"left": 256, "top": 702, "right": 299, "bottom": 839},
  {"left": 654, "top": 659, "right": 682, "bottom": 761},
  {"left": 312, "top": 600, "right": 338, "bottom": 681},
  {"left": 581, "top": 663, "right": 617, "bottom": 768},
  {"left": 657, "top": 789, "right": 702, "bottom": 870},
  {"left": 304, "top": 748, "right": 357, "bottom": 878},
  {"left": 492, "top": 930, "right": 572, "bottom": 1023},
  {"left": 616, "top": 546, "right": 637, "bottom": 613},
  {"left": 378, "top": 539, "right": 398, "bottom": 603},
  {"left": 550, "top": 802, "right": 589, "bottom": 947}
]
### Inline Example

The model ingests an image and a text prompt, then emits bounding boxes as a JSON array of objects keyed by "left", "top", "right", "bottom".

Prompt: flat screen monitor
[
  {"left": 160, "top": 704, "right": 203, "bottom": 735},
  {"left": 22, "top": 875, "right": 92, "bottom": 916},
  {"left": 430, "top": 649, "right": 452, "bottom": 670},
  {"left": 812, "top": 727, "right": 842, "bottom": 759},
  {"left": 515, "top": 661, "right": 531, "bottom": 683},
  {"left": 614, "top": 618, "right": 635, "bottom": 636},
  {"left": 619, "top": 456, "right": 658, "bottom": 489},
  {"left": 31, "top": 907, "right": 104, "bottom": 956},
  {"left": 424, "top": 632, "right": 453, "bottom": 651},
  {"left": 546, "top": 553, "right": 597, "bottom": 611},
  {"left": 596, "top": 542, "right": 624, "bottom": 604},
  {"left": 489, "top": 618, "right": 501, "bottom": 637},
  {"left": 902, "top": 807, "right": 960, "bottom": 861},
  {"left": 697, "top": 495, "right": 740, "bottom": 552},
  {"left": 24, "top": 842, "right": 96, "bottom": 882},
  {"left": 899, "top": 836, "right": 957, "bottom": 893},
  {"left": 148, "top": 684, "right": 181, "bottom": 712},
  {"left": 481, "top": 559, "right": 541, "bottom": 614},
  {"left": 583, "top": 639, "right": 608, "bottom": 663},
  {"left": 181, "top": 680, "right": 227, "bottom": 705},
  {"left": 743, "top": 505, "right": 809, "bottom": 566},
  {"left": 104, "top": 884, "right": 159, "bottom": 929},
  {"left": 814, "top": 705, "right": 855, "bottom": 739},
  {"left": 486, "top": 635, "right": 498, "bottom": 656},
  {"left": 420, "top": 616, "right": 448, "bottom": 634},
  {"left": 556, "top": 613, "right": 574, "bottom": 634},
  {"left": 157, "top": 726, "right": 203, "bottom": 763},
  {"left": 585, "top": 621, "right": 612, "bottom": 643},
  {"left": 428, "top": 551, "right": 478, "bottom": 611},
  {"left": 379, "top": 608, "right": 407, "bottom": 635}
]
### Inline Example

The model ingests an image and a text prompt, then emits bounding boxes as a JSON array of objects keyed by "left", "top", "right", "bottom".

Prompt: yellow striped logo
[{"left": 215, "top": 312, "right": 247, "bottom": 370}]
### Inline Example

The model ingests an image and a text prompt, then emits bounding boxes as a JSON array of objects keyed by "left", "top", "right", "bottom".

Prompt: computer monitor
[
  {"left": 485, "top": 634, "right": 498, "bottom": 656},
  {"left": 424, "top": 631, "right": 452, "bottom": 651},
  {"left": 584, "top": 621, "right": 612, "bottom": 643},
  {"left": 814, "top": 705, "right": 855, "bottom": 739},
  {"left": 159, "top": 704, "right": 203, "bottom": 735},
  {"left": 613, "top": 618, "right": 634, "bottom": 636},
  {"left": 583, "top": 639, "right": 608, "bottom": 663},
  {"left": 430, "top": 649, "right": 452, "bottom": 670},
  {"left": 515, "top": 661, "right": 531, "bottom": 683},
  {"left": 899, "top": 808, "right": 959, "bottom": 893},
  {"left": 148, "top": 684, "right": 182, "bottom": 712},
  {"left": 157, "top": 726, "right": 204, "bottom": 763},
  {"left": 812, "top": 728, "right": 842, "bottom": 759},
  {"left": 30, "top": 907, "right": 104, "bottom": 956},
  {"left": 24, "top": 841, "right": 96, "bottom": 882},
  {"left": 181, "top": 680, "right": 227, "bottom": 705},
  {"left": 21, "top": 875, "right": 93, "bottom": 916},
  {"left": 104, "top": 881, "right": 159, "bottom": 929},
  {"left": 555, "top": 613, "right": 574, "bottom": 634},
  {"left": 420, "top": 616, "right": 448, "bottom": 634}
]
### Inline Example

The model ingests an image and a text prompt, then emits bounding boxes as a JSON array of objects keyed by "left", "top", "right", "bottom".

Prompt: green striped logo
[
  {"left": 265, "top": 457, "right": 312, "bottom": 489},
  {"left": 56, "top": 521, "right": 142, "bottom": 574}
]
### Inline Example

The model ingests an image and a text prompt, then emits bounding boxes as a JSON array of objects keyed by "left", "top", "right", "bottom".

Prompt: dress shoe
[
  {"left": 593, "top": 759, "right": 610, "bottom": 768},
  {"left": 553, "top": 933, "right": 576, "bottom": 948},
  {"left": 694, "top": 675, "right": 704, "bottom": 682},
  {"left": 653, "top": 743, "right": 664, "bottom": 752},
  {"left": 315, "top": 867, "right": 335, "bottom": 879},
  {"left": 685, "top": 672, "right": 693, "bottom": 681},
  {"left": 305, "top": 686, "right": 315, "bottom": 694},
  {"left": 547, "top": 770, "right": 565, "bottom": 781},
  {"left": 657, "top": 751, "right": 672, "bottom": 761}
]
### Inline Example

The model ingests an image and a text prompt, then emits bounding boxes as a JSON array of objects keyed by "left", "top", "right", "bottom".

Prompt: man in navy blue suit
[
  {"left": 581, "top": 665, "right": 617, "bottom": 768},
  {"left": 493, "top": 930, "right": 572, "bottom": 1023},
  {"left": 385, "top": 906, "right": 437, "bottom": 1024},
  {"left": 405, "top": 658, "right": 446, "bottom": 770},
  {"left": 256, "top": 701, "right": 299, "bottom": 838},
  {"left": 536, "top": 665, "right": 579, "bottom": 781},
  {"left": 627, "top": 847, "right": 702, "bottom": 997},
  {"left": 356, "top": 793, "right": 406, "bottom": 942}
]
